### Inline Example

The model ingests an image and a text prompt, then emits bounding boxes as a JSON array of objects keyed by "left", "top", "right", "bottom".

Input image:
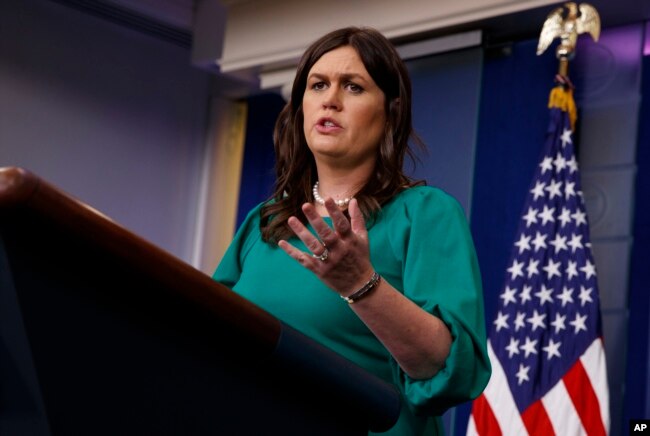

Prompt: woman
[{"left": 214, "top": 27, "right": 490, "bottom": 435}]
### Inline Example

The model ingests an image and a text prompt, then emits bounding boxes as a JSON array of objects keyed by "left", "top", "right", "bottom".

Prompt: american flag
[{"left": 467, "top": 86, "right": 610, "bottom": 436}]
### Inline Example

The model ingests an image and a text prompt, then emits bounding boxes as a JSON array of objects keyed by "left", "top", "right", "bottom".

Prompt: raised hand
[{"left": 278, "top": 198, "right": 375, "bottom": 297}]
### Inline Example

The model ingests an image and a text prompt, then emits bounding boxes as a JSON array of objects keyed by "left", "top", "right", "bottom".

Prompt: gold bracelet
[{"left": 341, "top": 272, "right": 381, "bottom": 304}]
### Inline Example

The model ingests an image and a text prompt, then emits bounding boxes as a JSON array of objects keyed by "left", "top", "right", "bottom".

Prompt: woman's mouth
[{"left": 316, "top": 118, "right": 342, "bottom": 132}]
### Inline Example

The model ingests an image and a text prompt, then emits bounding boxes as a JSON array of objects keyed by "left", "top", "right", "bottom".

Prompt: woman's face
[{"left": 302, "top": 45, "right": 386, "bottom": 171}]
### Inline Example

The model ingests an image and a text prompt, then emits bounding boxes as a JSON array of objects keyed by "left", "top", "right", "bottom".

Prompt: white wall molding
[
  {"left": 396, "top": 30, "right": 482, "bottom": 60},
  {"left": 216, "top": 0, "right": 557, "bottom": 80}
]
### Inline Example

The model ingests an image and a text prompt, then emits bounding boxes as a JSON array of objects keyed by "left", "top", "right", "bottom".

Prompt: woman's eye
[
  {"left": 311, "top": 82, "right": 327, "bottom": 91},
  {"left": 346, "top": 82, "right": 363, "bottom": 93}
]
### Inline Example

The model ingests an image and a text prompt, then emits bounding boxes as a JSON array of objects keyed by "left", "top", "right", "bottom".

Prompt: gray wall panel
[
  {"left": 574, "top": 23, "right": 643, "bottom": 436},
  {"left": 602, "top": 311, "right": 628, "bottom": 436},
  {"left": 578, "top": 99, "right": 640, "bottom": 168},
  {"left": 582, "top": 167, "right": 636, "bottom": 238},
  {"left": 0, "top": 0, "right": 210, "bottom": 262},
  {"left": 591, "top": 240, "right": 631, "bottom": 311}
]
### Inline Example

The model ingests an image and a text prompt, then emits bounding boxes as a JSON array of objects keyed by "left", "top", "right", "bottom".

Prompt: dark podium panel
[{"left": 0, "top": 167, "right": 400, "bottom": 436}]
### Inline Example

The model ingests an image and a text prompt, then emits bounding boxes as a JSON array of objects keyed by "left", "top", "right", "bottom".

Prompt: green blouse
[{"left": 213, "top": 186, "right": 490, "bottom": 435}]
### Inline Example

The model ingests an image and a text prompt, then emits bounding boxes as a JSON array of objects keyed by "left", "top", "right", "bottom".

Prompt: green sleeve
[
  {"left": 387, "top": 188, "right": 491, "bottom": 416},
  {"left": 212, "top": 203, "right": 264, "bottom": 288}
]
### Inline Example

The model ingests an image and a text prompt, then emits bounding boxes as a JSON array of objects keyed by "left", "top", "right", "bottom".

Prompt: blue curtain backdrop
[
  {"left": 469, "top": 38, "right": 557, "bottom": 325},
  {"left": 460, "top": 38, "right": 558, "bottom": 434},
  {"left": 235, "top": 93, "right": 285, "bottom": 227},
  {"left": 406, "top": 48, "right": 483, "bottom": 215},
  {"left": 625, "top": 47, "right": 650, "bottom": 424}
]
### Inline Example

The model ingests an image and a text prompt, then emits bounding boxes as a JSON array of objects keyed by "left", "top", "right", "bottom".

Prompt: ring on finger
[{"left": 311, "top": 245, "right": 329, "bottom": 262}]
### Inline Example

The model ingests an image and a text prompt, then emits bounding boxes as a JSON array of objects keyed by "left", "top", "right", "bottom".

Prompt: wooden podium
[{"left": 0, "top": 167, "right": 400, "bottom": 436}]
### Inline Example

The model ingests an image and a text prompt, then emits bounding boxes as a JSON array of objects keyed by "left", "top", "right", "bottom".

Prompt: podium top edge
[{"left": 0, "top": 167, "right": 40, "bottom": 207}]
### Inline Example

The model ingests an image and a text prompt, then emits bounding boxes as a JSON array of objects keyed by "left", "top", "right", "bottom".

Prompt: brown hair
[{"left": 260, "top": 26, "right": 423, "bottom": 242}]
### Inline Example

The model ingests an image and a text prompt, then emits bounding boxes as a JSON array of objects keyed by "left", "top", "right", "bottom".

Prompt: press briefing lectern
[{"left": 0, "top": 167, "right": 400, "bottom": 436}]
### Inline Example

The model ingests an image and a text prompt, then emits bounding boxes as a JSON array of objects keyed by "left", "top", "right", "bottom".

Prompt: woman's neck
[{"left": 313, "top": 164, "right": 371, "bottom": 215}]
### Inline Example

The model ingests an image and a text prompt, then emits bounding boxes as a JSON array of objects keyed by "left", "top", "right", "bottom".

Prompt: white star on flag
[
  {"left": 542, "top": 339, "right": 562, "bottom": 360},
  {"left": 507, "top": 260, "right": 525, "bottom": 280}
]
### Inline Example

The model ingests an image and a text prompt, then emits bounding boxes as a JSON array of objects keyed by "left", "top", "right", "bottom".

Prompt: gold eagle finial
[{"left": 537, "top": 2, "right": 600, "bottom": 74}]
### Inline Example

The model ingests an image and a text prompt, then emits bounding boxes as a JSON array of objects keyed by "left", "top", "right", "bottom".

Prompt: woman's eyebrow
[{"left": 307, "top": 72, "right": 368, "bottom": 83}]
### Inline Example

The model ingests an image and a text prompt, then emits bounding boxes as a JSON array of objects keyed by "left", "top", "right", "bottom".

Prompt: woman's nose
[{"left": 321, "top": 87, "right": 341, "bottom": 110}]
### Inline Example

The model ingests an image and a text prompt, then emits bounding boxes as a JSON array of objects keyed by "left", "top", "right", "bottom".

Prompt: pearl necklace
[{"left": 313, "top": 181, "right": 351, "bottom": 207}]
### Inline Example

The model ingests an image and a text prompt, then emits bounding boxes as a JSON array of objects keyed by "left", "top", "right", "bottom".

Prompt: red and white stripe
[{"left": 468, "top": 339, "right": 609, "bottom": 436}]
